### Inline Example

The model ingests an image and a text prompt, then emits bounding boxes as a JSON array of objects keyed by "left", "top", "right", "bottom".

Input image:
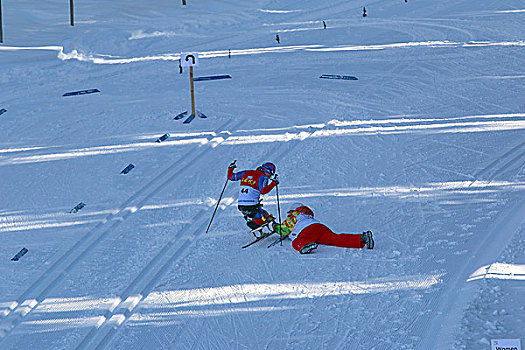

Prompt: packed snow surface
[{"left": 0, "top": 0, "right": 524, "bottom": 349}]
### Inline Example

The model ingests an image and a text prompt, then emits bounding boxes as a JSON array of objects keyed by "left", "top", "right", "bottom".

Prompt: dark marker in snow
[
  {"left": 62, "top": 89, "right": 100, "bottom": 97},
  {"left": 121, "top": 164, "right": 135, "bottom": 174},
  {"left": 11, "top": 248, "right": 29, "bottom": 261},
  {"left": 197, "top": 111, "right": 207, "bottom": 119},
  {"left": 320, "top": 74, "right": 358, "bottom": 80},
  {"left": 193, "top": 75, "right": 231, "bottom": 82},
  {"left": 70, "top": 202, "right": 86, "bottom": 213},
  {"left": 174, "top": 111, "right": 188, "bottom": 120},
  {"left": 156, "top": 133, "right": 170, "bottom": 143}
]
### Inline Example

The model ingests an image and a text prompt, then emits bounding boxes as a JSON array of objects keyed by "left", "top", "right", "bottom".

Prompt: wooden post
[
  {"left": 181, "top": 53, "right": 198, "bottom": 116},
  {"left": 70, "top": 0, "right": 74, "bottom": 26},
  {"left": 189, "top": 66, "right": 196, "bottom": 116},
  {"left": 0, "top": 0, "right": 3, "bottom": 43}
]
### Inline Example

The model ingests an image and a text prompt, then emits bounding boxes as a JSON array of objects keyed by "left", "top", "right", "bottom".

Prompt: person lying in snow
[
  {"left": 227, "top": 161, "right": 278, "bottom": 230},
  {"left": 272, "top": 202, "right": 374, "bottom": 254}
]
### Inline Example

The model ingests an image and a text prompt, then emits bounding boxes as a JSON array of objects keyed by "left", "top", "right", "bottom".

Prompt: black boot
[
  {"left": 360, "top": 231, "right": 374, "bottom": 249},
  {"left": 299, "top": 242, "right": 318, "bottom": 254}
]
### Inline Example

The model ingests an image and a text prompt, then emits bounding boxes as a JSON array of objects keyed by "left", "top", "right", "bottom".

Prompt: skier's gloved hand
[
  {"left": 228, "top": 161, "right": 237, "bottom": 169},
  {"left": 272, "top": 174, "right": 279, "bottom": 184},
  {"left": 273, "top": 223, "right": 286, "bottom": 236}
]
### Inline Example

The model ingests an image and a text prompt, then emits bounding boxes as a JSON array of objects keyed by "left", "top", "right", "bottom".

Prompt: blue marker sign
[
  {"left": 194, "top": 75, "right": 232, "bottom": 82},
  {"left": 320, "top": 75, "right": 358, "bottom": 81},
  {"left": 63, "top": 89, "right": 101, "bottom": 97}
]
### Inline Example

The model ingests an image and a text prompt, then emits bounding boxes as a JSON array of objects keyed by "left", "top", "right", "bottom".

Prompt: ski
[
  {"left": 242, "top": 231, "right": 274, "bottom": 248},
  {"left": 267, "top": 236, "right": 284, "bottom": 248},
  {"left": 241, "top": 220, "right": 275, "bottom": 248}
]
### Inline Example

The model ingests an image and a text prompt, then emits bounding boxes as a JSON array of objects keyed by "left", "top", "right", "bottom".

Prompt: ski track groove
[
  {"left": 238, "top": 280, "right": 256, "bottom": 349},
  {"left": 395, "top": 139, "right": 525, "bottom": 348},
  {"left": 85, "top": 121, "right": 320, "bottom": 349},
  {"left": 343, "top": 123, "right": 525, "bottom": 348},
  {"left": 469, "top": 140, "right": 525, "bottom": 185},
  {"left": 418, "top": 196, "right": 525, "bottom": 349},
  {"left": 0, "top": 117, "right": 240, "bottom": 345},
  {"left": 488, "top": 149, "right": 525, "bottom": 182},
  {"left": 72, "top": 118, "right": 249, "bottom": 350}
]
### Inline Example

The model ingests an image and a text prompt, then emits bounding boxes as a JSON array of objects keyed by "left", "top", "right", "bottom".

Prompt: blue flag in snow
[
  {"left": 320, "top": 75, "right": 358, "bottom": 81},
  {"left": 63, "top": 89, "right": 101, "bottom": 97},
  {"left": 11, "top": 248, "right": 29, "bottom": 261},
  {"left": 121, "top": 164, "right": 135, "bottom": 174},
  {"left": 70, "top": 202, "right": 86, "bottom": 213},
  {"left": 156, "top": 133, "right": 170, "bottom": 143},
  {"left": 194, "top": 75, "right": 232, "bottom": 82}
]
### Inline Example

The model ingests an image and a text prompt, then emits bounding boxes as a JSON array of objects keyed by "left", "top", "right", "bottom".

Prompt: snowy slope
[{"left": 1, "top": 0, "right": 524, "bottom": 349}]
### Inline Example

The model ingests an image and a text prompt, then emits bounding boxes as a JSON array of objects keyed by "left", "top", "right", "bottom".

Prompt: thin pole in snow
[
  {"left": 276, "top": 184, "right": 283, "bottom": 246},
  {"left": 206, "top": 161, "right": 235, "bottom": 234},
  {"left": 69, "top": 0, "right": 74, "bottom": 26},
  {"left": 205, "top": 178, "right": 228, "bottom": 234},
  {"left": 0, "top": 0, "right": 4, "bottom": 43}
]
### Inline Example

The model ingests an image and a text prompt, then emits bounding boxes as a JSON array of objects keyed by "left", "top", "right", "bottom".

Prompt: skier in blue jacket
[{"left": 227, "top": 161, "right": 278, "bottom": 230}]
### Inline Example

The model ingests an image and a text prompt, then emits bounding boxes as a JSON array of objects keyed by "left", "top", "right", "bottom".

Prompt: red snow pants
[{"left": 292, "top": 223, "right": 365, "bottom": 252}]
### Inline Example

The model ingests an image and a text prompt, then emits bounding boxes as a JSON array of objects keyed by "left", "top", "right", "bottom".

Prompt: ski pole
[
  {"left": 276, "top": 184, "right": 282, "bottom": 224},
  {"left": 206, "top": 160, "right": 235, "bottom": 234},
  {"left": 275, "top": 180, "right": 283, "bottom": 246}
]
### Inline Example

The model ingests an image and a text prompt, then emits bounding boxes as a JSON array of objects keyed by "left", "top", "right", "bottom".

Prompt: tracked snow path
[
  {"left": 77, "top": 116, "right": 321, "bottom": 350},
  {"left": 418, "top": 137, "right": 525, "bottom": 348},
  {"left": 0, "top": 118, "right": 243, "bottom": 345},
  {"left": 420, "top": 196, "right": 525, "bottom": 349}
]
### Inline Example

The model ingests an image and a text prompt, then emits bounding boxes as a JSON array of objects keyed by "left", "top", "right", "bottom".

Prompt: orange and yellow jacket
[{"left": 274, "top": 205, "right": 320, "bottom": 241}]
